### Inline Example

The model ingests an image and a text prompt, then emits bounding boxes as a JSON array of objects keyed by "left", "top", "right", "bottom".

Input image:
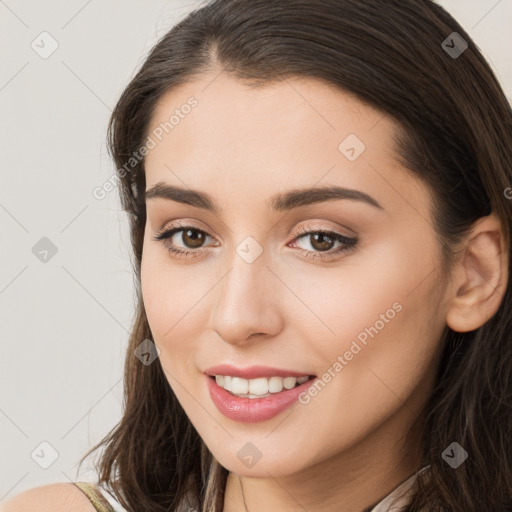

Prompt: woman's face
[{"left": 141, "top": 72, "right": 450, "bottom": 478}]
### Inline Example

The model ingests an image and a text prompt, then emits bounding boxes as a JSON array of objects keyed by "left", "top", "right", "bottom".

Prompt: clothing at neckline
[{"left": 72, "top": 481, "right": 128, "bottom": 512}]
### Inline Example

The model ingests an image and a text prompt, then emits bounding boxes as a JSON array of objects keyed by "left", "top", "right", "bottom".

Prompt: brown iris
[
  {"left": 182, "top": 229, "right": 206, "bottom": 248},
  {"left": 308, "top": 232, "right": 335, "bottom": 251}
]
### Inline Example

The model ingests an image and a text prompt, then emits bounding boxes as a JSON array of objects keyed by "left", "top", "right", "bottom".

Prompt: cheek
[
  {"left": 140, "top": 248, "right": 211, "bottom": 372},
  {"left": 304, "top": 239, "right": 443, "bottom": 419},
  {"left": 293, "top": 233, "right": 443, "bottom": 384},
  {"left": 284, "top": 237, "right": 434, "bottom": 351}
]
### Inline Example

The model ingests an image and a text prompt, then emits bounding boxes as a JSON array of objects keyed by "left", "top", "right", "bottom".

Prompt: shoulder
[{"left": 0, "top": 482, "right": 98, "bottom": 512}]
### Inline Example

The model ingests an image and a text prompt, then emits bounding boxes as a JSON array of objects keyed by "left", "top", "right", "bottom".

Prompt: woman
[{"left": 3, "top": 0, "right": 511, "bottom": 511}]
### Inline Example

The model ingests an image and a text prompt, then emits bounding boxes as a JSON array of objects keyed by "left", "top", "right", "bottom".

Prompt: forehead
[
  {"left": 143, "top": 72, "right": 429, "bottom": 220},
  {"left": 146, "top": 72, "right": 390, "bottom": 153}
]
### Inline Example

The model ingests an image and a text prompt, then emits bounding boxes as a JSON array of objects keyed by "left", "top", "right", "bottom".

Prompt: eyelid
[
  {"left": 154, "top": 218, "right": 215, "bottom": 236},
  {"left": 293, "top": 221, "right": 356, "bottom": 238}
]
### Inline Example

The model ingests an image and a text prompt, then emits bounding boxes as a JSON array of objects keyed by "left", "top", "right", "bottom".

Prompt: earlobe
[{"left": 445, "top": 213, "right": 509, "bottom": 333}]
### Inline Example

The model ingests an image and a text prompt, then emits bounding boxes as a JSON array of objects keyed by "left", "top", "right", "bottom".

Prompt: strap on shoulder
[{"left": 72, "top": 482, "right": 115, "bottom": 512}]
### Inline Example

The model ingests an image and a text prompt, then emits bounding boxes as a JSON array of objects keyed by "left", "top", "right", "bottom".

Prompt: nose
[{"left": 209, "top": 251, "right": 282, "bottom": 346}]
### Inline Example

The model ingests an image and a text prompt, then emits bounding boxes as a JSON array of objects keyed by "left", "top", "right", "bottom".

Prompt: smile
[
  {"left": 213, "top": 375, "right": 312, "bottom": 398},
  {"left": 205, "top": 373, "right": 318, "bottom": 422}
]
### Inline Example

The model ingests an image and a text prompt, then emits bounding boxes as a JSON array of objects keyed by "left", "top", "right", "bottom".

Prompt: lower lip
[{"left": 206, "top": 374, "right": 316, "bottom": 423}]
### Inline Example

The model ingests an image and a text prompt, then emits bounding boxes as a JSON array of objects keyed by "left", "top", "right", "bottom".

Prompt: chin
[{"left": 207, "top": 440, "right": 310, "bottom": 478}]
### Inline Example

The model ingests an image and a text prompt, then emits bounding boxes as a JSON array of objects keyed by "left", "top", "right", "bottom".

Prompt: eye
[
  {"left": 288, "top": 224, "right": 358, "bottom": 262},
  {"left": 152, "top": 221, "right": 215, "bottom": 259},
  {"left": 152, "top": 221, "right": 359, "bottom": 261}
]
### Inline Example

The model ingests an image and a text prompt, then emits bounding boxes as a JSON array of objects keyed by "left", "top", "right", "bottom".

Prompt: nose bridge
[{"left": 210, "top": 244, "right": 280, "bottom": 344}]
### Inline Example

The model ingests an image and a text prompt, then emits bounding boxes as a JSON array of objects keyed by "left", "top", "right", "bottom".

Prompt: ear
[{"left": 446, "top": 212, "right": 509, "bottom": 333}]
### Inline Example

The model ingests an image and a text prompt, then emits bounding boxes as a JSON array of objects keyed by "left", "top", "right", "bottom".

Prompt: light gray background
[{"left": 1, "top": 0, "right": 511, "bottom": 501}]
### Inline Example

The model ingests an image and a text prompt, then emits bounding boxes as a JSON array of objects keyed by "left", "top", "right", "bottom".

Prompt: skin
[{"left": 140, "top": 69, "right": 508, "bottom": 512}]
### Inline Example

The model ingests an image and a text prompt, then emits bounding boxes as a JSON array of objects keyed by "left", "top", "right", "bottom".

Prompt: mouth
[
  {"left": 205, "top": 371, "right": 319, "bottom": 422},
  {"left": 207, "top": 374, "right": 316, "bottom": 399}
]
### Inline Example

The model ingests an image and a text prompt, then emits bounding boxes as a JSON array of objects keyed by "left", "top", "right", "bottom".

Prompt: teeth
[
  {"left": 214, "top": 375, "right": 311, "bottom": 397},
  {"left": 268, "top": 376, "right": 283, "bottom": 393},
  {"left": 249, "top": 377, "right": 268, "bottom": 395},
  {"left": 232, "top": 377, "right": 249, "bottom": 394},
  {"left": 283, "top": 376, "right": 296, "bottom": 389}
]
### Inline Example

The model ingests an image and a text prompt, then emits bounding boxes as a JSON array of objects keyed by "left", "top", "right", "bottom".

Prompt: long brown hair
[{"left": 78, "top": 1, "right": 512, "bottom": 510}]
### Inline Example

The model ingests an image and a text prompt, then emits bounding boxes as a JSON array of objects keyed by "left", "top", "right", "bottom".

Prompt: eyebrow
[{"left": 145, "top": 182, "right": 383, "bottom": 213}]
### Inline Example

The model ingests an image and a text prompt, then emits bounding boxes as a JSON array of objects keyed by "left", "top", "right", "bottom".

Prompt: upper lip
[{"left": 204, "top": 364, "right": 315, "bottom": 379}]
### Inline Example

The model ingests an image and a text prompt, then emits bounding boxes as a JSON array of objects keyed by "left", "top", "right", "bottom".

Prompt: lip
[
  {"left": 204, "top": 364, "right": 314, "bottom": 379},
  {"left": 205, "top": 373, "right": 317, "bottom": 423}
]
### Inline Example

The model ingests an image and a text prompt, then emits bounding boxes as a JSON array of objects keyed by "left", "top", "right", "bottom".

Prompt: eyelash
[{"left": 152, "top": 221, "right": 358, "bottom": 262}]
